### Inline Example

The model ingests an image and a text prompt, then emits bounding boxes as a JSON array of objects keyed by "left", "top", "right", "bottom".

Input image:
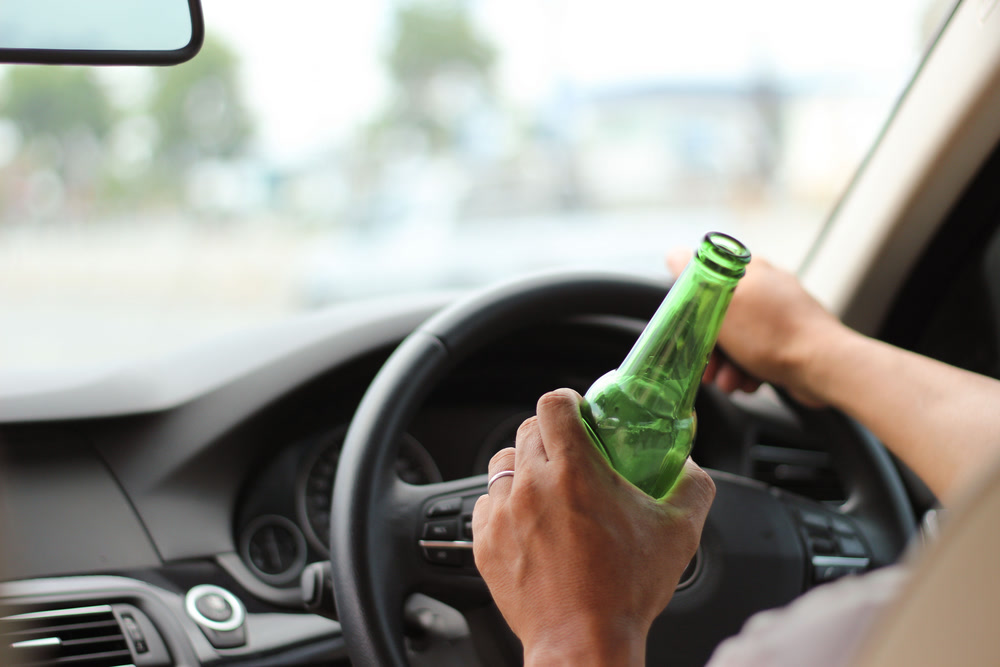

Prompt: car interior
[{"left": 1, "top": 0, "right": 1000, "bottom": 665}]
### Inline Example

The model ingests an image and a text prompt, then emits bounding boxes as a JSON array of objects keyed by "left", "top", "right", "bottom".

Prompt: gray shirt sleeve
[{"left": 706, "top": 565, "right": 910, "bottom": 667}]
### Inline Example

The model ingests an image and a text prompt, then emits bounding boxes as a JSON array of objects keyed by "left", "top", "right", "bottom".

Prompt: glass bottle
[{"left": 581, "top": 232, "right": 751, "bottom": 499}]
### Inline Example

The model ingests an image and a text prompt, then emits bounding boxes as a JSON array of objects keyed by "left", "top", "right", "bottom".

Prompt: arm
[
  {"left": 792, "top": 321, "right": 1000, "bottom": 504},
  {"left": 667, "top": 252, "right": 1000, "bottom": 503},
  {"left": 472, "top": 389, "right": 716, "bottom": 667}
]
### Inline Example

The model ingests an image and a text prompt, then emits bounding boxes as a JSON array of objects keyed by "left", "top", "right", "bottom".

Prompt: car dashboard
[{"left": 0, "top": 287, "right": 853, "bottom": 666}]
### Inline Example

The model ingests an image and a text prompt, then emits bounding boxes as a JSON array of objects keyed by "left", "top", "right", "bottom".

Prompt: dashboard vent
[
  {"left": 1, "top": 604, "right": 133, "bottom": 667},
  {"left": 749, "top": 443, "right": 845, "bottom": 502}
]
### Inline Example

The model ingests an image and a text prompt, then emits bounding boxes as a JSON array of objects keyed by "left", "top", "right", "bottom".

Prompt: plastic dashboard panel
[
  {"left": 0, "top": 574, "right": 344, "bottom": 666},
  {"left": 0, "top": 425, "right": 161, "bottom": 581},
  {"left": 0, "top": 296, "right": 451, "bottom": 665},
  {"left": 4, "top": 299, "right": 449, "bottom": 565}
]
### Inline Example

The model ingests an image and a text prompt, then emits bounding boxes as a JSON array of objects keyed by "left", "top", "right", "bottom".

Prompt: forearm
[{"left": 799, "top": 326, "right": 1000, "bottom": 502}]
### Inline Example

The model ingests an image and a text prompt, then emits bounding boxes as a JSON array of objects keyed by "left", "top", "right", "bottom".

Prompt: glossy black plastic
[{"left": 0, "top": 0, "right": 204, "bottom": 66}]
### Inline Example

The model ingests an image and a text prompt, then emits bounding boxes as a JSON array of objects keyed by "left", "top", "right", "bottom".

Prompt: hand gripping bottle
[{"left": 581, "top": 232, "right": 750, "bottom": 499}]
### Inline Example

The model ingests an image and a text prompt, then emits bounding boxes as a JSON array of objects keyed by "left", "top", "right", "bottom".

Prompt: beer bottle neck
[{"left": 616, "top": 234, "right": 747, "bottom": 416}]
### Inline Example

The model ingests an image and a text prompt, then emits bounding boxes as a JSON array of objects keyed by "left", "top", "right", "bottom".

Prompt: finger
[
  {"left": 666, "top": 247, "right": 693, "bottom": 277},
  {"left": 515, "top": 415, "right": 547, "bottom": 468},
  {"left": 535, "top": 388, "right": 597, "bottom": 465},
  {"left": 702, "top": 353, "right": 721, "bottom": 384},
  {"left": 715, "top": 362, "right": 744, "bottom": 393},
  {"left": 487, "top": 447, "right": 516, "bottom": 503}
]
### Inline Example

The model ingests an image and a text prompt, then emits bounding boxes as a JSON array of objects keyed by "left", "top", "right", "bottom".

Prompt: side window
[
  {"left": 908, "top": 227, "right": 1000, "bottom": 380},
  {"left": 882, "top": 139, "right": 1000, "bottom": 381}
]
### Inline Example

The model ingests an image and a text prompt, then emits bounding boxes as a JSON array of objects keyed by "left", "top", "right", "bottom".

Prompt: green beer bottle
[{"left": 581, "top": 232, "right": 751, "bottom": 499}]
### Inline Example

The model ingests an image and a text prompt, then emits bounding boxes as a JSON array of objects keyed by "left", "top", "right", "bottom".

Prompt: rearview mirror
[{"left": 0, "top": 0, "right": 203, "bottom": 66}]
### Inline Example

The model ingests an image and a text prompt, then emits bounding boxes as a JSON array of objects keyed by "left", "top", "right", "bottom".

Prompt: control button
[
  {"left": 814, "top": 562, "right": 867, "bottom": 584},
  {"left": 427, "top": 498, "right": 462, "bottom": 517},
  {"left": 185, "top": 585, "right": 245, "bottom": 636},
  {"left": 830, "top": 516, "right": 857, "bottom": 535},
  {"left": 195, "top": 593, "right": 233, "bottom": 623},
  {"left": 814, "top": 564, "right": 843, "bottom": 583},
  {"left": 120, "top": 613, "right": 148, "bottom": 654},
  {"left": 814, "top": 564, "right": 851, "bottom": 583},
  {"left": 423, "top": 547, "right": 465, "bottom": 566},
  {"left": 836, "top": 534, "right": 868, "bottom": 558},
  {"left": 809, "top": 537, "right": 837, "bottom": 555},
  {"left": 799, "top": 509, "right": 830, "bottom": 533},
  {"left": 461, "top": 515, "right": 473, "bottom": 539},
  {"left": 423, "top": 520, "right": 458, "bottom": 540}
]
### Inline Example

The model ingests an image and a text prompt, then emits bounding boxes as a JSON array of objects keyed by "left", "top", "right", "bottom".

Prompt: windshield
[{"left": 0, "top": 0, "right": 954, "bottom": 370}]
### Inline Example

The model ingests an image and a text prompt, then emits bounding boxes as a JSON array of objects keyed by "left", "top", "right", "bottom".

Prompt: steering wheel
[{"left": 330, "top": 271, "right": 917, "bottom": 666}]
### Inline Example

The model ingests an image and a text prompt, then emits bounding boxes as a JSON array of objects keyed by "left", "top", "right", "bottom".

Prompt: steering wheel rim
[{"left": 330, "top": 270, "right": 916, "bottom": 666}]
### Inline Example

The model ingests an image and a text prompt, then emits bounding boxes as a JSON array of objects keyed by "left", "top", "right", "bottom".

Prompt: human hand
[
  {"left": 667, "top": 248, "right": 846, "bottom": 407},
  {"left": 472, "top": 388, "right": 716, "bottom": 667}
]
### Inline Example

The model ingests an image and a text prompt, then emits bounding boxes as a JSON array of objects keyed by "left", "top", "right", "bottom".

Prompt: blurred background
[{"left": 0, "top": 0, "right": 954, "bottom": 370}]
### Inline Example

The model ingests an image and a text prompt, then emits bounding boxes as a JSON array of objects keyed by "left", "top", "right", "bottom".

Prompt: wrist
[
  {"left": 522, "top": 618, "right": 648, "bottom": 667},
  {"left": 792, "top": 319, "right": 862, "bottom": 406}
]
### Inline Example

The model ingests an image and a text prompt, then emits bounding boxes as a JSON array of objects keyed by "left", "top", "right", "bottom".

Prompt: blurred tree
[
  {"left": 1, "top": 67, "right": 114, "bottom": 220},
  {"left": 148, "top": 36, "right": 252, "bottom": 165},
  {"left": 377, "top": 0, "right": 497, "bottom": 151},
  {"left": 3, "top": 67, "right": 113, "bottom": 140},
  {"left": 387, "top": 2, "right": 496, "bottom": 87}
]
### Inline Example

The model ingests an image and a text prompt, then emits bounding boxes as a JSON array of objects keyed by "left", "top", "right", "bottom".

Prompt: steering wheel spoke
[{"left": 388, "top": 475, "right": 492, "bottom": 607}]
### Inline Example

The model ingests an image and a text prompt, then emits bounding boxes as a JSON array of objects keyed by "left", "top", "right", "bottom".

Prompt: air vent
[
  {"left": 749, "top": 443, "right": 844, "bottom": 501},
  {"left": 1, "top": 604, "right": 133, "bottom": 667}
]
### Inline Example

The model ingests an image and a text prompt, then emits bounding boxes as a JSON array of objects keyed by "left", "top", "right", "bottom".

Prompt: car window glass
[{"left": 0, "top": 0, "right": 957, "bottom": 370}]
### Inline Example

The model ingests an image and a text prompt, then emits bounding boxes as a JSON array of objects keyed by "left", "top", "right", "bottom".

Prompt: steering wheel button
[
  {"left": 424, "top": 520, "right": 458, "bottom": 540},
  {"left": 830, "top": 516, "right": 857, "bottom": 535},
  {"left": 195, "top": 593, "right": 234, "bottom": 623},
  {"left": 836, "top": 535, "right": 868, "bottom": 558},
  {"left": 809, "top": 537, "right": 837, "bottom": 555},
  {"left": 461, "top": 515, "right": 473, "bottom": 539},
  {"left": 814, "top": 565, "right": 850, "bottom": 584},
  {"left": 424, "top": 547, "right": 464, "bottom": 566},
  {"left": 799, "top": 509, "right": 830, "bottom": 532},
  {"left": 427, "top": 498, "right": 462, "bottom": 517}
]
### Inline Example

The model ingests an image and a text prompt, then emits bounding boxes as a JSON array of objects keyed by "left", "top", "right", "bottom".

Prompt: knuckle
[
  {"left": 536, "top": 389, "right": 570, "bottom": 414},
  {"left": 515, "top": 416, "right": 538, "bottom": 443},
  {"left": 488, "top": 447, "right": 516, "bottom": 472}
]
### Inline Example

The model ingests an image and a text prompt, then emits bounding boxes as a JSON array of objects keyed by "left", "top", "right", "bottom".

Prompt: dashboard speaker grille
[{"left": 1, "top": 604, "right": 133, "bottom": 667}]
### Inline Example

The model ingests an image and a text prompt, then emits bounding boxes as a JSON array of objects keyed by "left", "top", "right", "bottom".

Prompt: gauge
[
  {"left": 240, "top": 515, "right": 307, "bottom": 586},
  {"left": 297, "top": 428, "right": 442, "bottom": 556},
  {"left": 473, "top": 411, "right": 535, "bottom": 475}
]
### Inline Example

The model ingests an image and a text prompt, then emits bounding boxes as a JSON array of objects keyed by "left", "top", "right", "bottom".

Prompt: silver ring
[{"left": 487, "top": 470, "right": 515, "bottom": 492}]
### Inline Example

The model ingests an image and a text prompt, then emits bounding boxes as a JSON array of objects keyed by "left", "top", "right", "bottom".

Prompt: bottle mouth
[{"left": 696, "top": 232, "right": 751, "bottom": 278}]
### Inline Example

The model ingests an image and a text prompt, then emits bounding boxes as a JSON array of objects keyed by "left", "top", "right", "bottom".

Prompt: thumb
[{"left": 666, "top": 248, "right": 693, "bottom": 278}]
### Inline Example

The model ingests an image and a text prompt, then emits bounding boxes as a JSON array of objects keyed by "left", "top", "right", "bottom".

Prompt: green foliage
[
  {"left": 0, "top": 34, "right": 254, "bottom": 219},
  {"left": 3, "top": 66, "right": 113, "bottom": 139},
  {"left": 148, "top": 36, "right": 252, "bottom": 164},
  {"left": 372, "top": 1, "right": 497, "bottom": 153},
  {"left": 387, "top": 2, "right": 496, "bottom": 86}
]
